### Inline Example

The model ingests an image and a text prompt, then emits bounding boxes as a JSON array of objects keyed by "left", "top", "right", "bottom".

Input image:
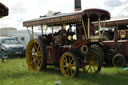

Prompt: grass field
[{"left": 0, "top": 58, "right": 128, "bottom": 85}]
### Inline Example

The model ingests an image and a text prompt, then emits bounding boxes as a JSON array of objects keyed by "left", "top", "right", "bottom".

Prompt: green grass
[{"left": 0, "top": 58, "right": 128, "bottom": 85}]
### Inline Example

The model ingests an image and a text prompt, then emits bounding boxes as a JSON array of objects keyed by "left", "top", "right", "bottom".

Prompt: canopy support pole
[
  {"left": 82, "top": 18, "right": 88, "bottom": 40},
  {"left": 32, "top": 26, "right": 34, "bottom": 39},
  {"left": 98, "top": 18, "right": 101, "bottom": 37},
  {"left": 52, "top": 25, "right": 53, "bottom": 36},
  {"left": 102, "top": 18, "right": 106, "bottom": 38},
  {"left": 26, "top": 27, "right": 32, "bottom": 40},
  {"left": 41, "top": 24, "right": 43, "bottom": 35},
  {"left": 88, "top": 17, "right": 90, "bottom": 39}
]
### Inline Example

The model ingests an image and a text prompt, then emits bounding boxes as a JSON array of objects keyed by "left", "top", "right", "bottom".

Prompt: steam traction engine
[
  {"left": 99, "top": 18, "right": 128, "bottom": 67},
  {"left": 23, "top": 9, "right": 110, "bottom": 77}
]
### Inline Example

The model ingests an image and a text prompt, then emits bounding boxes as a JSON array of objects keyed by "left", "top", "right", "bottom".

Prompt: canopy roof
[
  {"left": 102, "top": 16, "right": 128, "bottom": 27},
  {"left": 0, "top": 2, "right": 8, "bottom": 17},
  {"left": 23, "top": 8, "right": 110, "bottom": 27}
]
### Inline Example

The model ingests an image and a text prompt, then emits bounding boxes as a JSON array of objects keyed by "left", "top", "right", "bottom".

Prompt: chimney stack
[{"left": 74, "top": 0, "right": 81, "bottom": 11}]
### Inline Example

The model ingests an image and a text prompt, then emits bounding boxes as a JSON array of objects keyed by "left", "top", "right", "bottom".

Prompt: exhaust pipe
[{"left": 74, "top": 0, "right": 81, "bottom": 11}]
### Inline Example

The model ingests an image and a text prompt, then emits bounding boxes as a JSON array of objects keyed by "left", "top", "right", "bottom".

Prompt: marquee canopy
[{"left": 23, "top": 8, "right": 110, "bottom": 27}]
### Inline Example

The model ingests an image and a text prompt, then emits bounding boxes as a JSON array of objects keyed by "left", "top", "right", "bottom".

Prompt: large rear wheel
[
  {"left": 91, "top": 44, "right": 104, "bottom": 64},
  {"left": 81, "top": 48, "right": 102, "bottom": 73},
  {"left": 26, "top": 39, "right": 46, "bottom": 71},
  {"left": 60, "top": 52, "right": 79, "bottom": 77}
]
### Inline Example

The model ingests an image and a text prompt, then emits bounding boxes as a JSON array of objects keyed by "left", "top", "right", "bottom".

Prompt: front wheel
[
  {"left": 60, "top": 52, "right": 79, "bottom": 78},
  {"left": 81, "top": 48, "right": 102, "bottom": 73},
  {"left": 26, "top": 39, "right": 46, "bottom": 72}
]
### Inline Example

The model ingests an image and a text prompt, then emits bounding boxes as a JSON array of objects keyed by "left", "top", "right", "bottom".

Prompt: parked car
[{"left": 0, "top": 37, "right": 26, "bottom": 58}]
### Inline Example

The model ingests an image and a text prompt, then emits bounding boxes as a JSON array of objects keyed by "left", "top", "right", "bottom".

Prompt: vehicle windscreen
[{"left": 2, "top": 38, "right": 20, "bottom": 44}]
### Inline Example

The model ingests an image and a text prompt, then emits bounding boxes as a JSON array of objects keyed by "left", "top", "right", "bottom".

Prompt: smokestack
[{"left": 74, "top": 0, "right": 81, "bottom": 11}]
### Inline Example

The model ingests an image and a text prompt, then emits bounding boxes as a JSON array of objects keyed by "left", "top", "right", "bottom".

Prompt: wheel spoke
[
  {"left": 87, "top": 65, "right": 91, "bottom": 72},
  {"left": 30, "top": 56, "right": 40, "bottom": 67},
  {"left": 69, "top": 56, "right": 71, "bottom": 61},
  {"left": 37, "top": 45, "right": 40, "bottom": 51},
  {"left": 37, "top": 46, "right": 41, "bottom": 54},
  {"left": 32, "top": 60, "right": 37, "bottom": 68},
  {"left": 63, "top": 65, "right": 68, "bottom": 68},
  {"left": 30, "top": 56, "right": 34, "bottom": 59},
  {"left": 82, "top": 66, "right": 86, "bottom": 72},
  {"left": 30, "top": 58, "right": 36, "bottom": 65},
  {"left": 37, "top": 50, "right": 41, "bottom": 54},
  {"left": 92, "top": 65, "right": 96, "bottom": 72},
  {"left": 64, "top": 57, "right": 68, "bottom": 64},
  {"left": 70, "top": 68, "right": 75, "bottom": 76},
  {"left": 37, "top": 59, "right": 42, "bottom": 67},
  {"left": 69, "top": 59, "right": 73, "bottom": 64},
  {"left": 66, "top": 68, "right": 70, "bottom": 76},
  {"left": 90, "top": 65, "right": 93, "bottom": 73},
  {"left": 33, "top": 42, "right": 38, "bottom": 49}
]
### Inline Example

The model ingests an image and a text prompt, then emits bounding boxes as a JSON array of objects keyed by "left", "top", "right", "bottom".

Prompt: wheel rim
[
  {"left": 26, "top": 40, "right": 43, "bottom": 71},
  {"left": 82, "top": 50, "right": 100, "bottom": 73},
  {"left": 60, "top": 52, "right": 78, "bottom": 77}
]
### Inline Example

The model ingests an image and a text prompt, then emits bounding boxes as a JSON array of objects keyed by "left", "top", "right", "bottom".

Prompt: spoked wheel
[
  {"left": 60, "top": 52, "right": 79, "bottom": 78},
  {"left": 112, "top": 53, "right": 126, "bottom": 67},
  {"left": 26, "top": 39, "right": 46, "bottom": 71},
  {"left": 81, "top": 48, "right": 102, "bottom": 74}
]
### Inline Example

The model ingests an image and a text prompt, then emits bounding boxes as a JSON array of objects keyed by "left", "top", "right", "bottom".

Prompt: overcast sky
[{"left": 0, "top": 0, "right": 128, "bottom": 30}]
